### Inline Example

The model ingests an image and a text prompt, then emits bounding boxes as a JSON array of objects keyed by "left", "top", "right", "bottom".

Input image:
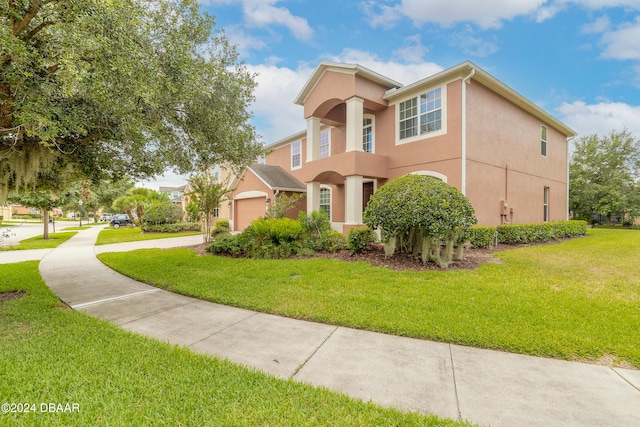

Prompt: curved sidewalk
[{"left": 38, "top": 227, "right": 640, "bottom": 427}]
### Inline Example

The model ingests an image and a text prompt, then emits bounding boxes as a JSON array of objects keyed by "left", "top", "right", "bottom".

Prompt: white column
[
  {"left": 345, "top": 175, "right": 363, "bottom": 224},
  {"left": 306, "top": 117, "right": 321, "bottom": 162},
  {"left": 345, "top": 97, "right": 364, "bottom": 152},
  {"left": 307, "top": 181, "right": 320, "bottom": 213}
]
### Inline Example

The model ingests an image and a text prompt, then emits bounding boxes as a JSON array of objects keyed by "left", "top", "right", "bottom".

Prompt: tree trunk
[{"left": 43, "top": 209, "right": 49, "bottom": 239}]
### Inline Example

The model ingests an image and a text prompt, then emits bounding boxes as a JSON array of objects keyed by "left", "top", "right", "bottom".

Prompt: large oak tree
[
  {"left": 1, "top": 0, "right": 264, "bottom": 198},
  {"left": 569, "top": 129, "right": 640, "bottom": 224}
]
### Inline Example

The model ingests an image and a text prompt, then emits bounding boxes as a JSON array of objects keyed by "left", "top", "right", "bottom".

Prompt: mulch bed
[{"left": 185, "top": 241, "right": 516, "bottom": 271}]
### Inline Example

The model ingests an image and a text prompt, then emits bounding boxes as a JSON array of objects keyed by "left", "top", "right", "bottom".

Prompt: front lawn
[
  {"left": 0, "top": 262, "right": 465, "bottom": 426},
  {"left": 96, "top": 227, "right": 202, "bottom": 245},
  {"left": 0, "top": 232, "right": 77, "bottom": 251},
  {"left": 98, "top": 228, "right": 640, "bottom": 369}
]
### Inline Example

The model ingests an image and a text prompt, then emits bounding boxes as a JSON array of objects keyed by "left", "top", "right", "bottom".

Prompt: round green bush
[
  {"left": 142, "top": 203, "right": 184, "bottom": 225},
  {"left": 364, "top": 175, "right": 476, "bottom": 241},
  {"left": 363, "top": 175, "right": 476, "bottom": 267}
]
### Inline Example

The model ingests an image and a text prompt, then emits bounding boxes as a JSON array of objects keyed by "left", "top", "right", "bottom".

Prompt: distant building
[{"left": 159, "top": 185, "right": 186, "bottom": 205}]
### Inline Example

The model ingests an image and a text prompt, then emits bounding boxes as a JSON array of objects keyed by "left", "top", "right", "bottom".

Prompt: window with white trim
[
  {"left": 319, "top": 187, "right": 331, "bottom": 217},
  {"left": 319, "top": 130, "right": 330, "bottom": 159},
  {"left": 399, "top": 87, "right": 442, "bottom": 140},
  {"left": 540, "top": 125, "right": 547, "bottom": 157},
  {"left": 291, "top": 140, "right": 301, "bottom": 169},
  {"left": 363, "top": 117, "right": 374, "bottom": 153}
]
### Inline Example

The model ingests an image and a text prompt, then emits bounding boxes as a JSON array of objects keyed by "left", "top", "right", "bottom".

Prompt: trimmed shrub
[
  {"left": 321, "top": 230, "right": 347, "bottom": 252},
  {"left": 363, "top": 175, "right": 477, "bottom": 268},
  {"left": 496, "top": 220, "right": 587, "bottom": 244},
  {"left": 206, "top": 232, "right": 250, "bottom": 256},
  {"left": 142, "top": 203, "right": 184, "bottom": 225},
  {"left": 347, "top": 226, "right": 376, "bottom": 255},
  {"left": 210, "top": 219, "right": 230, "bottom": 238},
  {"left": 141, "top": 222, "right": 201, "bottom": 233},
  {"left": 215, "top": 219, "right": 230, "bottom": 230},
  {"left": 467, "top": 226, "right": 496, "bottom": 248}
]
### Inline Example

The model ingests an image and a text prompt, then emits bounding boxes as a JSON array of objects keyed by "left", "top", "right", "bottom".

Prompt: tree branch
[
  {"left": 12, "top": 0, "right": 43, "bottom": 37},
  {"left": 26, "top": 19, "right": 57, "bottom": 40}
]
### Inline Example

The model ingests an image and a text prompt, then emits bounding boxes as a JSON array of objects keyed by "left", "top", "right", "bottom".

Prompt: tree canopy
[
  {"left": 1, "top": 0, "right": 264, "bottom": 198},
  {"left": 569, "top": 130, "right": 640, "bottom": 223}
]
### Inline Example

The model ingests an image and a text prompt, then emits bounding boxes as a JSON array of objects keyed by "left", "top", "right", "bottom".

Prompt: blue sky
[{"left": 143, "top": 0, "right": 640, "bottom": 187}]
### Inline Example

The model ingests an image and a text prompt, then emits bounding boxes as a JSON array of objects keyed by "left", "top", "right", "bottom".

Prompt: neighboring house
[
  {"left": 159, "top": 185, "right": 186, "bottom": 205},
  {"left": 182, "top": 164, "right": 234, "bottom": 223},
  {"left": 229, "top": 61, "right": 576, "bottom": 233}
]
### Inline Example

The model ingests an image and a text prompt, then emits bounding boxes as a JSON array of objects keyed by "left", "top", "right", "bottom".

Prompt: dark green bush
[
  {"left": 347, "top": 226, "right": 376, "bottom": 255},
  {"left": 210, "top": 219, "right": 231, "bottom": 238},
  {"left": 363, "top": 175, "right": 476, "bottom": 267},
  {"left": 467, "top": 226, "right": 496, "bottom": 248},
  {"left": 141, "top": 222, "right": 201, "bottom": 233},
  {"left": 206, "top": 232, "right": 249, "bottom": 256},
  {"left": 321, "top": 230, "right": 347, "bottom": 252},
  {"left": 215, "top": 219, "right": 230, "bottom": 230},
  {"left": 496, "top": 220, "right": 587, "bottom": 244},
  {"left": 251, "top": 218, "right": 303, "bottom": 244},
  {"left": 142, "top": 203, "right": 184, "bottom": 225}
]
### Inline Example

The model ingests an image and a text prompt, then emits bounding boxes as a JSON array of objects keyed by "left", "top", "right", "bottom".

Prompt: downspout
[
  {"left": 461, "top": 68, "right": 475, "bottom": 195},
  {"left": 566, "top": 136, "right": 574, "bottom": 220}
]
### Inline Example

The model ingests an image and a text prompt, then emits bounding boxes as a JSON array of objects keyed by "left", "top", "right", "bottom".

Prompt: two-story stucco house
[{"left": 228, "top": 61, "right": 576, "bottom": 233}]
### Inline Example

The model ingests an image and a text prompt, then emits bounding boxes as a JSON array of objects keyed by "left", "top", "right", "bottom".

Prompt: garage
[{"left": 235, "top": 197, "right": 267, "bottom": 231}]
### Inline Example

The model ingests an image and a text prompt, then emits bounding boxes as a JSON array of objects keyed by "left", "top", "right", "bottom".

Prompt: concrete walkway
[{"left": 29, "top": 227, "right": 640, "bottom": 426}]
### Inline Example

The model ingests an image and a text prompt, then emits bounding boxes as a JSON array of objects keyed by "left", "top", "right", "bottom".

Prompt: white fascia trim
[{"left": 234, "top": 190, "right": 268, "bottom": 200}]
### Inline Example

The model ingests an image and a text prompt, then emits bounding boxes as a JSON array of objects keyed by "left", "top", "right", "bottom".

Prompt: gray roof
[{"left": 248, "top": 164, "right": 306, "bottom": 191}]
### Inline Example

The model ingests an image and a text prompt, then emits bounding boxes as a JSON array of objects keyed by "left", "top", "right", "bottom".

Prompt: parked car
[
  {"left": 109, "top": 214, "right": 133, "bottom": 229},
  {"left": 100, "top": 213, "right": 113, "bottom": 222}
]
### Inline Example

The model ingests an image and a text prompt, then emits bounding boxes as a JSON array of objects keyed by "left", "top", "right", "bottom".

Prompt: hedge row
[
  {"left": 467, "top": 220, "right": 588, "bottom": 248},
  {"left": 140, "top": 222, "right": 201, "bottom": 233}
]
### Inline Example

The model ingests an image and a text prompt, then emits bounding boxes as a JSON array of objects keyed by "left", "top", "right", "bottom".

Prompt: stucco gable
[{"left": 295, "top": 62, "right": 403, "bottom": 106}]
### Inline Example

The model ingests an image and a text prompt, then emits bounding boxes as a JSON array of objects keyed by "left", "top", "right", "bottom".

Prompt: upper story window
[
  {"left": 399, "top": 87, "right": 442, "bottom": 141},
  {"left": 291, "top": 140, "right": 301, "bottom": 169},
  {"left": 540, "top": 125, "right": 547, "bottom": 157},
  {"left": 363, "top": 117, "right": 374, "bottom": 153},
  {"left": 319, "top": 130, "right": 330, "bottom": 159}
]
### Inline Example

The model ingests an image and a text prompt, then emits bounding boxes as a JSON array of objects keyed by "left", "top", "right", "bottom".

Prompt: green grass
[
  {"left": 99, "top": 228, "right": 640, "bottom": 369},
  {"left": 0, "top": 262, "right": 467, "bottom": 426},
  {"left": 95, "top": 227, "right": 202, "bottom": 245},
  {"left": 0, "top": 232, "right": 77, "bottom": 251}
]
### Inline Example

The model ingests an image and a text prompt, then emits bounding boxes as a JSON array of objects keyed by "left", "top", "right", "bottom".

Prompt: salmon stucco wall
[{"left": 465, "top": 80, "right": 568, "bottom": 225}]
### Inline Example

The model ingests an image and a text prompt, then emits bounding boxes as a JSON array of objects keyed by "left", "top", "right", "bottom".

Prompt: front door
[{"left": 363, "top": 182, "right": 374, "bottom": 212}]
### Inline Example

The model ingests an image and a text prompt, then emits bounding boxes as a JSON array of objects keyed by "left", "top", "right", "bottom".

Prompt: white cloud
[
  {"left": 203, "top": 0, "right": 313, "bottom": 41},
  {"left": 241, "top": 0, "right": 313, "bottom": 41},
  {"left": 246, "top": 63, "right": 313, "bottom": 142},
  {"left": 600, "top": 18, "right": 640, "bottom": 60},
  {"left": 365, "top": 0, "right": 546, "bottom": 29},
  {"left": 557, "top": 100, "right": 640, "bottom": 138},
  {"left": 391, "top": 35, "right": 428, "bottom": 63},
  {"left": 581, "top": 15, "right": 612, "bottom": 34},
  {"left": 223, "top": 26, "right": 269, "bottom": 57},
  {"left": 328, "top": 49, "right": 443, "bottom": 85},
  {"left": 450, "top": 26, "right": 500, "bottom": 57},
  {"left": 364, "top": 0, "right": 640, "bottom": 29}
]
